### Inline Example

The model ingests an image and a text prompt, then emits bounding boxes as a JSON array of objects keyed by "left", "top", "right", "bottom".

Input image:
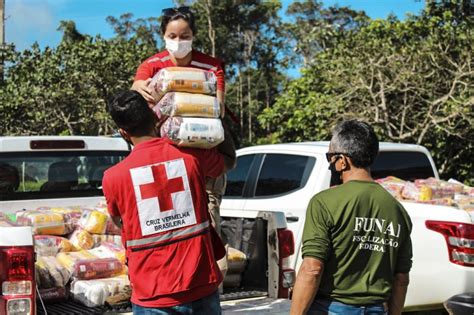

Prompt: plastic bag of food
[
  {"left": 57, "top": 250, "right": 123, "bottom": 280},
  {"left": 401, "top": 182, "right": 433, "bottom": 201},
  {"left": 72, "top": 257, "right": 123, "bottom": 280},
  {"left": 0, "top": 213, "right": 16, "bottom": 227},
  {"left": 70, "top": 275, "right": 130, "bottom": 307},
  {"left": 92, "top": 234, "right": 123, "bottom": 248},
  {"left": 227, "top": 247, "right": 247, "bottom": 274},
  {"left": 79, "top": 210, "right": 108, "bottom": 234},
  {"left": 45, "top": 207, "right": 83, "bottom": 233},
  {"left": 37, "top": 287, "right": 68, "bottom": 302},
  {"left": 16, "top": 210, "right": 66, "bottom": 235},
  {"left": 149, "top": 67, "right": 217, "bottom": 101},
  {"left": 69, "top": 229, "right": 94, "bottom": 250},
  {"left": 154, "top": 92, "right": 220, "bottom": 119},
  {"left": 161, "top": 117, "right": 224, "bottom": 149},
  {"left": 35, "top": 256, "right": 71, "bottom": 289},
  {"left": 34, "top": 235, "right": 75, "bottom": 256},
  {"left": 375, "top": 176, "right": 406, "bottom": 199},
  {"left": 57, "top": 250, "right": 97, "bottom": 272},
  {"left": 89, "top": 242, "right": 126, "bottom": 265}
]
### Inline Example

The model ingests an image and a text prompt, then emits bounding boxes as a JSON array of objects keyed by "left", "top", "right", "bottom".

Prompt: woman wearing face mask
[{"left": 131, "top": 6, "right": 225, "bottom": 114}]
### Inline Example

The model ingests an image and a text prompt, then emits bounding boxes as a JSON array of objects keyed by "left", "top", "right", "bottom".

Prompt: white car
[{"left": 221, "top": 141, "right": 474, "bottom": 313}]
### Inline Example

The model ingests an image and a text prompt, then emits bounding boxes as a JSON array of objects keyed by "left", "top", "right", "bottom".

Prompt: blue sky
[{"left": 6, "top": 0, "right": 425, "bottom": 51}]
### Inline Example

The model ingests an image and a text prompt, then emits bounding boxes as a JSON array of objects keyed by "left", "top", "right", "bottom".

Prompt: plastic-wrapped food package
[
  {"left": 79, "top": 210, "right": 108, "bottom": 234},
  {"left": 161, "top": 117, "right": 224, "bottom": 149},
  {"left": 37, "top": 287, "right": 68, "bottom": 302},
  {"left": 57, "top": 250, "right": 96, "bottom": 272},
  {"left": 375, "top": 176, "right": 406, "bottom": 199},
  {"left": 16, "top": 210, "right": 66, "bottom": 235},
  {"left": 72, "top": 257, "right": 123, "bottom": 280},
  {"left": 154, "top": 92, "right": 220, "bottom": 119},
  {"left": 34, "top": 235, "right": 75, "bottom": 256},
  {"left": 401, "top": 182, "right": 433, "bottom": 201},
  {"left": 149, "top": 67, "right": 217, "bottom": 101},
  {"left": 92, "top": 234, "right": 123, "bottom": 247},
  {"left": 57, "top": 250, "right": 123, "bottom": 280},
  {"left": 69, "top": 229, "right": 94, "bottom": 250},
  {"left": 71, "top": 275, "right": 130, "bottom": 307},
  {"left": 0, "top": 213, "right": 16, "bottom": 227},
  {"left": 227, "top": 247, "right": 247, "bottom": 274},
  {"left": 47, "top": 207, "right": 83, "bottom": 233},
  {"left": 89, "top": 242, "right": 126, "bottom": 265},
  {"left": 35, "top": 256, "right": 71, "bottom": 289}
]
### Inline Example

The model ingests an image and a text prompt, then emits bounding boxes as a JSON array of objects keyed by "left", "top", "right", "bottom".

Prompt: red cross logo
[{"left": 139, "top": 164, "right": 185, "bottom": 212}]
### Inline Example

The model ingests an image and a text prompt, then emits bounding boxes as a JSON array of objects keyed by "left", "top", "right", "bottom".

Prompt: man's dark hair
[
  {"left": 160, "top": 7, "right": 196, "bottom": 35},
  {"left": 330, "top": 120, "right": 379, "bottom": 168},
  {"left": 106, "top": 90, "right": 156, "bottom": 137}
]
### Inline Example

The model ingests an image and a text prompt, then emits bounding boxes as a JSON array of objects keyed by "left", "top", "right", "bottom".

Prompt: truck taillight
[
  {"left": 426, "top": 221, "right": 474, "bottom": 267},
  {"left": 0, "top": 246, "right": 35, "bottom": 315},
  {"left": 5, "top": 248, "right": 33, "bottom": 280},
  {"left": 277, "top": 228, "right": 295, "bottom": 298}
]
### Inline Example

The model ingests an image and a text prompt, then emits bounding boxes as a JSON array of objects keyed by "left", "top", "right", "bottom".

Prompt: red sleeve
[
  {"left": 215, "top": 62, "right": 225, "bottom": 92},
  {"left": 134, "top": 60, "right": 153, "bottom": 81},
  {"left": 102, "top": 172, "right": 120, "bottom": 217},
  {"left": 195, "top": 148, "right": 224, "bottom": 178}
]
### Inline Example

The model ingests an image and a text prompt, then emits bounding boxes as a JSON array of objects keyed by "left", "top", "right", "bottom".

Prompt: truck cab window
[
  {"left": 255, "top": 154, "right": 315, "bottom": 197},
  {"left": 371, "top": 151, "right": 435, "bottom": 181},
  {"left": 226, "top": 155, "right": 256, "bottom": 197},
  {"left": 0, "top": 151, "right": 128, "bottom": 201}
]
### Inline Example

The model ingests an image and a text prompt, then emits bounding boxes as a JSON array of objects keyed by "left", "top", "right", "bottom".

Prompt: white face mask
[{"left": 165, "top": 38, "right": 193, "bottom": 59}]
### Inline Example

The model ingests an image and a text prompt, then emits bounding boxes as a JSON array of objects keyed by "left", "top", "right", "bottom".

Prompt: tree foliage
[
  {"left": 0, "top": 0, "right": 472, "bottom": 183},
  {"left": 260, "top": 4, "right": 473, "bottom": 183}
]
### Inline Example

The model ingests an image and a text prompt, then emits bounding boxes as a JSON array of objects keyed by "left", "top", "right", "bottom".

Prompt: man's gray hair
[{"left": 330, "top": 120, "right": 379, "bottom": 168}]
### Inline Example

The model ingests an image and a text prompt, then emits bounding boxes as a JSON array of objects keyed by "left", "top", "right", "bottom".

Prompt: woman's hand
[{"left": 131, "top": 79, "right": 155, "bottom": 104}]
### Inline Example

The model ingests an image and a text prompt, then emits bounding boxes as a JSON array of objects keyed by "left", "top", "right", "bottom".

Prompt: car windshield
[{"left": 0, "top": 151, "right": 128, "bottom": 201}]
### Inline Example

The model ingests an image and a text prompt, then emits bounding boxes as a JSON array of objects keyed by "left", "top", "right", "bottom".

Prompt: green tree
[{"left": 260, "top": 5, "right": 474, "bottom": 183}]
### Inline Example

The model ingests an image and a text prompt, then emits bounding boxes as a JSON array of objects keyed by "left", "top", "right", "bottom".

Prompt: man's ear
[
  {"left": 341, "top": 155, "right": 351, "bottom": 171},
  {"left": 119, "top": 128, "right": 132, "bottom": 145}
]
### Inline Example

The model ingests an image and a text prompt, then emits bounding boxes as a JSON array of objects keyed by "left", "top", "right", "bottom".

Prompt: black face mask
[{"left": 329, "top": 159, "right": 343, "bottom": 186}]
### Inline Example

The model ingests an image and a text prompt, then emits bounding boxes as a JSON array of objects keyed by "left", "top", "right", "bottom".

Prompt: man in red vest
[{"left": 102, "top": 90, "right": 235, "bottom": 313}]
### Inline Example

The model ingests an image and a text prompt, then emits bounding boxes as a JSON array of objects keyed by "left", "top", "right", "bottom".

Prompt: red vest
[{"left": 103, "top": 138, "right": 224, "bottom": 307}]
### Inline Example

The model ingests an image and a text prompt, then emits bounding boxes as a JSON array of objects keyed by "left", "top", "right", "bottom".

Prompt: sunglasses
[
  {"left": 162, "top": 6, "right": 191, "bottom": 17},
  {"left": 325, "top": 152, "right": 350, "bottom": 163}
]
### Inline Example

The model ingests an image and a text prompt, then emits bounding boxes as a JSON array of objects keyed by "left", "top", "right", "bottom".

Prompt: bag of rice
[
  {"left": 154, "top": 92, "right": 220, "bottom": 118},
  {"left": 161, "top": 117, "right": 224, "bottom": 149},
  {"left": 149, "top": 67, "right": 217, "bottom": 101}
]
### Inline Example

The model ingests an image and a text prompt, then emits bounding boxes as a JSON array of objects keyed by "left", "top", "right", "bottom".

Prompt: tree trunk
[{"left": 204, "top": 0, "right": 216, "bottom": 57}]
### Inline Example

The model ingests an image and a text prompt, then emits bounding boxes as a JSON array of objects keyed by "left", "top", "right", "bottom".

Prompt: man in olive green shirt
[{"left": 291, "top": 120, "right": 412, "bottom": 315}]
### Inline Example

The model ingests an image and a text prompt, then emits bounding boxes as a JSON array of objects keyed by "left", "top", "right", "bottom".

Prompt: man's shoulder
[{"left": 191, "top": 50, "right": 223, "bottom": 69}]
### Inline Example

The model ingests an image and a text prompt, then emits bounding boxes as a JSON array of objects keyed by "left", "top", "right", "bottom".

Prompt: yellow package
[
  {"left": 150, "top": 67, "right": 217, "bottom": 101},
  {"left": 57, "top": 250, "right": 96, "bottom": 272},
  {"left": 79, "top": 210, "right": 108, "bottom": 234},
  {"left": 70, "top": 229, "right": 94, "bottom": 250},
  {"left": 156, "top": 92, "right": 220, "bottom": 118}
]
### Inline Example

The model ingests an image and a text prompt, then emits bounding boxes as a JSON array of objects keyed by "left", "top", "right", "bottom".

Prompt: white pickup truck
[
  {"left": 221, "top": 141, "right": 474, "bottom": 313},
  {"left": 0, "top": 136, "right": 295, "bottom": 315}
]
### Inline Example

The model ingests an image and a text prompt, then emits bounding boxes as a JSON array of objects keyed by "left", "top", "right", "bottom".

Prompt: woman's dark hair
[
  {"left": 330, "top": 120, "right": 379, "bottom": 168},
  {"left": 106, "top": 90, "right": 156, "bottom": 137},
  {"left": 160, "top": 7, "right": 196, "bottom": 35}
]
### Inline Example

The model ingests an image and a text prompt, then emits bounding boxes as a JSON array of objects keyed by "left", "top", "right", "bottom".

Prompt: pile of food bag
[
  {"left": 11, "top": 203, "right": 130, "bottom": 307},
  {"left": 149, "top": 67, "right": 224, "bottom": 149},
  {"left": 376, "top": 177, "right": 473, "bottom": 210}
]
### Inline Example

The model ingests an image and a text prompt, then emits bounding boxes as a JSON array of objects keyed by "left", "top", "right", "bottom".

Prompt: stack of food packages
[
  {"left": 376, "top": 176, "right": 474, "bottom": 211},
  {"left": 149, "top": 67, "right": 224, "bottom": 149},
  {"left": 14, "top": 204, "right": 130, "bottom": 307},
  {"left": 224, "top": 247, "right": 248, "bottom": 288}
]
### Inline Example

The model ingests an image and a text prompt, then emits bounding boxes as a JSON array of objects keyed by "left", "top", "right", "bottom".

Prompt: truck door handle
[{"left": 286, "top": 216, "right": 299, "bottom": 222}]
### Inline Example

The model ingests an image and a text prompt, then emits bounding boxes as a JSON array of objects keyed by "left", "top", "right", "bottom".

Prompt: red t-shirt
[
  {"left": 102, "top": 138, "right": 224, "bottom": 307},
  {"left": 135, "top": 50, "right": 225, "bottom": 92}
]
